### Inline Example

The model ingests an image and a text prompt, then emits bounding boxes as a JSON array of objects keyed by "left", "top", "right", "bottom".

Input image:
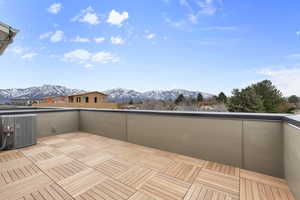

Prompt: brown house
[
  {"left": 33, "top": 91, "right": 119, "bottom": 109},
  {"left": 68, "top": 91, "right": 108, "bottom": 104}
]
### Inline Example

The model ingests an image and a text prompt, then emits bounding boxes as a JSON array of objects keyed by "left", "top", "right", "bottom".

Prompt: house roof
[
  {"left": 68, "top": 91, "right": 108, "bottom": 97},
  {"left": 0, "top": 21, "right": 19, "bottom": 55}
]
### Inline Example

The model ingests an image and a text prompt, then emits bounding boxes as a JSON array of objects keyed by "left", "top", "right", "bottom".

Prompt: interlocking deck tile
[
  {"left": 172, "top": 154, "right": 206, "bottom": 167},
  {"left": 78, "top": 152, "right": 113, "bottom": 166},
  {"left": 0, "top": 150, "right": 24, "bottom": 162},
  {"left": 195, "top": 169, "right": 240, "bottom": 196},
  {"left": 203, "top": 161, "right": 240, "bottom": 177},
  {"left": 58, "top": 169, "right": 107, "bottom": 197},
  {"left": 76, "top": 178, "right": 136, "bottom": 200},
  {"left": 164, "top": 161, "right": 202, "bottom": 183},
  {"left": 0, "top": 132, "right": 296, "bottom": 200},
  {"left": 240, "top": 169, "right": 289, "bottom": 190},
  {"left": 1, "top": 163, "right": 40, "bottom": 185},
  {"left": 184, "top": 183, "right": 239, "bottom": 200},
  {"left": 0, "top": 173, "right": 52, "bottom": 200},
  {"left": 94, "top": 158, "right": 133, "bottom": 178},
  {"left": 240, "top": 178, "right": 295, "bottom": 200},
  {"left": 117, "top": 165, "right": 157, "bottom": 189},
  {"left": 138, "top": 154, "right": 176, "bottom": 172},
  {"left": 139, "top": 173, "right": 191, "bottom": 200},
  {"left": 128, "top": 191, "right": 157, "bottom": 200}
]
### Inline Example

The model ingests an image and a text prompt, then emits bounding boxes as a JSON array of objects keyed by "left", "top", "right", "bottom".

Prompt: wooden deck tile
[
  {"left": 76, "top": 178, "right": 136, "bottom": 200},
  {"left": 240, "top": 178, "right": 295, "bottom": 200},
  {"left": 0, "top": 150, "right": 24, "bottom": 162},
  {"left": 117, "top": 165, "right": 157, "bottom": 189},
  {"left": 172, "top": 155, "right": 206, "bottom": 167},
  {"left": 139, "top": 173, "right": 191, "bottom": 200},
  {"left": 203, "top": 161, "right": 240, "bottom": 177},
  {"left": 58, "top": 169, "right": 106, "bottom": 197},
  {"left": 0, "top": 173, "right": 52, "bottom": 200},
  {"left": 0, "top": 132, "right": 296, "bottom": 200},
  {"left": 1, "top": 163, "right": 40, "bottom": 185},
  {"left": 195, "top": 169, "right": 240, "bottom": 196},
  {"left": 138, "top": 155, "right": 176, "bottom": 172},
  {"left": 94, "top": 158, "right": 133, "bottom": 178},
  {"left": 164, "top": 162, "right": 202, "bottom": 183},
  {"left": 240, "top": 169, "right": 289, "bottom": 190},
  {"left": 128, "top": 191, "right": 157, "bottom": 200},
  {"left": 184, "top": 183, "right": 239, "bottom": 200}
]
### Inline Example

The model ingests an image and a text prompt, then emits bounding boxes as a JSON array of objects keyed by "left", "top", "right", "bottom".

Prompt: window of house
[
  {"left": 94, "top": 97, "right": 98, "bottom": 103},
  {"left": 85, "top": 97, "right": 89, "bottom": 103},
  {"left": 76, "top": 97, "right": 81, "bottom": 103},
  {"left": 69, "top": 97, "right": 74, "bottom": 103}
]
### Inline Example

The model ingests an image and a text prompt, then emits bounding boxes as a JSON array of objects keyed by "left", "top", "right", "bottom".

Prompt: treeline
[{"left": 174, "top": 80, "right": 299, "bottom": 113}]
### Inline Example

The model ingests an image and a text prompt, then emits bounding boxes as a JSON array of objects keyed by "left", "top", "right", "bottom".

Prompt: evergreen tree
[
  {"left": 227, "top": 80, "right": 292, "bottom": 113},
  {"left": 175, "top": 94, "right": 185, "bottom": 105},
  {"left": 288, "top": 95, "right": 299, "bottom": 104},
  {"left": 197, "top": 93, "right": 203, "bottom": 102},
  {"left": 216, "top": 92, "right": 227, "bottom": 103}
]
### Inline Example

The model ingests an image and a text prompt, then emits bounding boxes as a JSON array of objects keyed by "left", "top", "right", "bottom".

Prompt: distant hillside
[
  {"left": 0, "top": 85, "right": 214, "bottom": 102},
  {"left": 105, "top": 88, "right": 214, "bottom": 102}
]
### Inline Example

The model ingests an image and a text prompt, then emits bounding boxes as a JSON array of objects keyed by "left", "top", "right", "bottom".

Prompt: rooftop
[
  {"left": 0, "top": 132, "right": 295, "bottom": 200},
  {"left": 0, "top": 108, "right": 299, "bottom": 200}
]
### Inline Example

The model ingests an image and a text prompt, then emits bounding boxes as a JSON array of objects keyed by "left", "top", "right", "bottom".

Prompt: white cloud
[
  {"left": 94, "top": 37, "right": 105, "bottom": 43},
  {"left": 63, "top": 49, "right": 119, "bottom": 66},
  {"left": 72, "top": 6, "right": 100, "bottom": 25},
  {"left": 21, "top": 53, "right": 38, "bottom": 59},
  {"left": 188, "top": 14, "right": 198, "bottom": 24},
  {"left": 146, "top": 33, "right": 156, "bottom": 40},
  {"left": 107, "top": 10, "right": 129, "bottom": 26},
  {"left": 92, "top": 52, "right": 120, "bottom": 64},
  {"left": 197, "top": 0, "right": 217, "bottom": 16},
  {"left": 47, "top": 3, "right": 62, "bottom": 14},
  {"left": 257, "top": 67, "right": 300, "bottom": 96},
  {"left": 286, "top": 54, "right": 300, "bottom": 59},
  {"left": 39, "top": 32, "right": 53, "bottom": 39},
  {"left": 50, "top": 30, "right": 64, "bottom": 42},
  {"left": 10, "top": 46, "right": 25, "bottom": 54},
  {"left": 84, "top": 64, "right": 93, "bottom": 68},
  {"left": 71, "top": 36, "right": 90, "bottom": 43},
  {"left": 165, "top": 18, "right": 186, "bottom": 29},
  {"left": 203, "top": 26, "right": 238, "bottom": 31},
  {"left": 111, "top": 36, "right": 124, "bottom": 45}
]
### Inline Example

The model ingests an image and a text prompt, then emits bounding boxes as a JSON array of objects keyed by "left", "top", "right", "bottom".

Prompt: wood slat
[
  {"left": 240, "top": 177, "right": 295, "bottom": 200},
  {"left": 117, "top": 165, "right": 157, "bottom": 189},
  {"left": 139, "top": 173, "right": 191, "bottom": 200},
  {"left": 94, "top": 158, "right": 132, "bottom": 178},
  {"left": 195, "top": 169, "right": 240, "bottom": 196},
  {"left": 164, "top": 162, "right": 202, "bottom": 183},
  {"left": 184, "top": 183, "right": 239, "bottom": 200}
]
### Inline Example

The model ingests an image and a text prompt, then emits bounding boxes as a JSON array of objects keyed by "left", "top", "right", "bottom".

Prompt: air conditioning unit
[{"left": 0, "top": 114, "right": 37, "bottom": 150}]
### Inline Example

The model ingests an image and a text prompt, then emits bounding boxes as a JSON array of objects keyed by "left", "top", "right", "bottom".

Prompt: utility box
[{"left": 0, "top": 114, "right": 37, "bottom": 149}]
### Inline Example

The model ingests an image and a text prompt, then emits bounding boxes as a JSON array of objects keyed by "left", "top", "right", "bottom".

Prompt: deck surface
[{"left": 0, "top": 132, "right": 295, "bottom": 200}]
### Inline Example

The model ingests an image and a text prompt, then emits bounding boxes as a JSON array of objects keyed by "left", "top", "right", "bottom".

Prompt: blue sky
[{"left": 1, "top": 0, "right": 300, "bottom": 96}]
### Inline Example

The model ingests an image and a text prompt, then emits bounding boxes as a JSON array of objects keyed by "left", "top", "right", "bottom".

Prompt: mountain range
[{"left": 0, "top": 85, "right": 213, "bottom": 102}]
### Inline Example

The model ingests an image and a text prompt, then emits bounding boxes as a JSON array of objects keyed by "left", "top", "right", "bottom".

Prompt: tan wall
[
  {"left": 36, "top": 111, "right": 79, "bottom": 138},
  {"left": 126, "top": 114, "right": 242, "bottom": 167},
  {"left": 69, "top": 93, "right": 107, "bottom": 103},
  {"left": 79, "top": 110, "right": 283, "bottom": 177},
  {"left": 79, "top": 111, "right": 127, "bottom": 141},
  {"left": 33, "top": 102, "right": 119, "bottom": 109},
  {"left": 283, "top": 123, "right": 300, "bottom": 200},
  {"left": 243, "top": 121, "right": 283, "bottom": 177}
]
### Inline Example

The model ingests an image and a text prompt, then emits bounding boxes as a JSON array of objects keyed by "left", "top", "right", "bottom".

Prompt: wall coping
[{"left": 0, "top": 107, "right": 299, "bottom": 127}]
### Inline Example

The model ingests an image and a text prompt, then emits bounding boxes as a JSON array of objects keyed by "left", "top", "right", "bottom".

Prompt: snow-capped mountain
[
  {"left": 0, "top": 85, "right": 213, "bottom": 102},
  {"left": 104, "top": 88, "right": 213, "bottom": 102},
  {"left": 0, "top": 85, "right": 85, "bottom": 102}
]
